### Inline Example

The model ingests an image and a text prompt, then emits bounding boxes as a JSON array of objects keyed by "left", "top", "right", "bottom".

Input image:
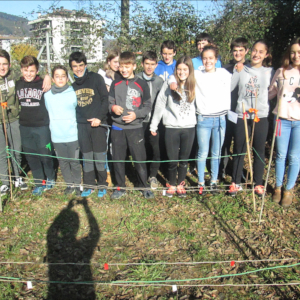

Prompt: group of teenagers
[{"left": 0, "top": 32, "right": 300, "bottom": 207}]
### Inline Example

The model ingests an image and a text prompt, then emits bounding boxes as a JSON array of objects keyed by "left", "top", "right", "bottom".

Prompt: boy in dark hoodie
[
  {"left": 136, "top": 51, "right": 164, "bottom": 189},
  {"left": 109, "top": 51, "right": 154, "bottom": 199},
  {"left": 69, "top": 51, "right": 108, "bottom": 198},
  {"left": 220, "top": 37, "right": 250, "bottom": 179},
  {"left": 154, "top": 40, "right": 177, "bottom": 81},
  {"left": 16, "top": 55, "right": 55, "bottom": 195}
]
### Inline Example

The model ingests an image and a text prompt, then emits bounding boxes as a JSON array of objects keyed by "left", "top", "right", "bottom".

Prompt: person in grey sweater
[
  {"left": 229, "top": 40, "right": 274, "bottom": 197},
  {"left": 150, "top": 56, "right": 196, "bottom": 197},
  {"left": 136, "top": 51, "right": 164, "bottom": 189}
]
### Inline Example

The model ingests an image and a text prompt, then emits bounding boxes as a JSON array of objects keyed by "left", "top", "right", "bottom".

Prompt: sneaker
[
  {"left": 166, "top": 184, "right": 176, "bottom": 197},
  {"left": 72, "top": 187, "right": 81, "bottom": 197},
  {"left": 198, "top": 183, "right": 205, "bottom": 195},
  {"left": 81, "top": 188, "right": 95, "bottom": 197},
  {"left": 177, "top": 181, "right": 186, "bottom": 197},
  {"left": 149, "top": 177, "right": 158, "bottom": 190},
  {"left": 228, "top": 183, "right": 243, "bottom": 196},
  {"left": 64, "top": 186, "right": 73, "bottom": 195},
  {"left": 98, "top": 189, "right": 107, "bottom": 198},
  {"left": 0, "top": 184, "right": 9, "bottom": 195},
  {"left": 272, "top": 186, "right": 282, "bottom": 203},
  {"left": 254, "top": 185, "right": 264, "bottom": 197},
  {"left": 32, "top": 186, "right": 46, "bottom": 196},
  {"left": 45, "top": 178, "right": 55, "bottom": 190},
  {"left": 111, "top": 189, "right": 126, "bottom": 200},
  {"left": 143, "top": 189, "right": 155, "bottom": 199},
  {"left": 209, "top": 182, "right": 218, "bottom": 194},
  {"left": 15, "top": 177, "right": 28, "bottom": 190}
]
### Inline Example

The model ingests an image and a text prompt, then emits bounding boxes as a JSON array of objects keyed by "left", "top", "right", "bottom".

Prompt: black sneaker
[
  {"left": 111, "top": 189, "right": 126, "bottom": 200},
  {"left": 64, "top": 186, "right": 73, "bottom": 195},
  {"left": 143, "top": 190, "right": 155, "bottom": 199},
  {"left": 72, "top": 187, "right": 81, "bottom": 197},
  {"left": 209, "top": 182, "right": 218, "bottom": 194}
]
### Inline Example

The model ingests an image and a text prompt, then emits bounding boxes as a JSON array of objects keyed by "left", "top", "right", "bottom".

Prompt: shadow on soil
[{"left": 46, "top": 199, "right": 100, "bottom": 300}]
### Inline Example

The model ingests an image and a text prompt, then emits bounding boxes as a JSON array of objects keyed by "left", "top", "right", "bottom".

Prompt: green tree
[
  {"left": 10, "top": 43, "right": 39, "bottom": 62},
  {"left": 206, "top": 0, "right": 277, "bottom": 64},
  {"left": 265, "top": 0, "right": 300, "bottom": 68}
]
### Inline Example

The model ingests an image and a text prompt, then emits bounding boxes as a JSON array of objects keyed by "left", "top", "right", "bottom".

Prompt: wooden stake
[
  {"left": 259, "top": 87, "right": 284, "bottom": 223},
  {"left": 0, "top": 90, "right": 13, "bottom": 202},
  {"left": 246, "top": 89, "right": 258, "bottom": 186},
  {"left": 242, "top": 102, "right": 256, "bottom": 211}
]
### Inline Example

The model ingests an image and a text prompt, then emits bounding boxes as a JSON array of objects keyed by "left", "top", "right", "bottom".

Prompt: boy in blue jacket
[
  {"left": 154, "top": 40, "right": 177, "bottom": 81},
  {"left": 192, "top": 33, "right": 222, "bottom": 71}
]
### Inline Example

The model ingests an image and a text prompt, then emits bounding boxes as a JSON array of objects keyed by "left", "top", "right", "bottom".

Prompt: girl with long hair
[
  {"left": 229, "top": 39, "right": 274, "bottom": 197},
  {"left": 98, "top": 49, "right": 120, "bottom": 91},
  {"left": 269, "top": 37, "right": 300, "bottom": 207},
  {"left": 150, "top": 56, "right": 196, "bottom": 197}
]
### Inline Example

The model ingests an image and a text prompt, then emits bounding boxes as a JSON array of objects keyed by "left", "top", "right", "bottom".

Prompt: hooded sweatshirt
[
  {"left": 154, "top": 60, "right": 177, "bottom": 81},
  {"left": 72, "top": 69, "right": 108, "bottom": 124},
  {"left": 231, "top": 64, "right": 274, "bottom": 119},
  {"left": 16, "top": 76, "right": 49, "bottom": 127},
  {"left": 109, "top": 76, "right": 151, "bottom": 129},
  {"left": 45, "top": 85, "right": 78, "bottom": 143},
  {"left": 136, "top": 72, "right": 164, "bottom": 122},
  {"left": 150, "top": 81, "right": 196, "bottom": 132},
  {"left": 268, "top": 66, "right": 300, "bottom": 121},
  {"left": 0, "top": 70, "right": 19, "bottom": 124}
]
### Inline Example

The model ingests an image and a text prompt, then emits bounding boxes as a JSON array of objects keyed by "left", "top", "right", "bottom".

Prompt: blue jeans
[
  {"left": 197, "top": 115, "right": 226, "bottom": 183},
  {"left": 275, "top": 117, "right": 300, "bottom": 190}
]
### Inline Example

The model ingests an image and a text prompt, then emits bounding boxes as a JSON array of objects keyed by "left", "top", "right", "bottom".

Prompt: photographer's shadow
[{"left": 46, "top": 199, "right": 100, "bottom": 300}]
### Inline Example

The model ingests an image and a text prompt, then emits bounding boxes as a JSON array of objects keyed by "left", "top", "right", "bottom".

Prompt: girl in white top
[
  {"left": 150, "top": 56, "right": 196, "bottom": 197},
  {"left": 268, "top": 37, "right": 300, "bottom": 207},
  {"left": 98, "top": 49, "right": 120, "bottom": 91},
  {"left": 194, "top": 45, "right": 232, "bottom": 193}
]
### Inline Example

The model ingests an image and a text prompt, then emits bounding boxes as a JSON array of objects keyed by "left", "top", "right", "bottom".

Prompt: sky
[{"left": 1, "top": 0, "right": 215, "bottom": 20}]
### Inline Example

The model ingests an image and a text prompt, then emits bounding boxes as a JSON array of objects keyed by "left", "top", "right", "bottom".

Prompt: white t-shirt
[{"left": 98, "top": 69, "right": 113, "bottom": 86}]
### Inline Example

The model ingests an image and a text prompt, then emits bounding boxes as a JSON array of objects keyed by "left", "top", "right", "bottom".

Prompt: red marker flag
[
  {"left": 104, "top": 263, "right": 109, "bottom": 270},
  {"left": 230, "top": 261, "right": 235, "bottom": 267}
]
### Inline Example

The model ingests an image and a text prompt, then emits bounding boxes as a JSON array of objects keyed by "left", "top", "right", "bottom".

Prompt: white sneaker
[
  {"left": 15, "top": 177, "right": 28, "bottom": 190},
  {"left": 0, "top": 185, "right": 9, "bottom": 195}
]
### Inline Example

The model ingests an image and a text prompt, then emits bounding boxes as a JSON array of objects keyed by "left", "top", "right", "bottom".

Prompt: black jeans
[
  {"left": 78, "top": 124, "right": 107, "bottom": 187},
  {"left": 20, "top": 125, "right": 55, "bottom": 187},
  {"left": 143, "top": 122, "right": 160, "bottom": 178},
  {"left": 165, "top": 127, "right": 195, "bottom": 186},
  {"left": 220, "top": 117, "right": 235, "bottom": 176},
  {"left": 111, "top": 127, "right": 148, "bottom": 188},
  {"left": 232, "top": 117, "right": 268, "bottom": 186}
]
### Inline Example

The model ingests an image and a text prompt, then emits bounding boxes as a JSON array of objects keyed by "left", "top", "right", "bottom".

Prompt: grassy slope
[{"left": 0, "top": 167, "right": 300, "bottom": 300}]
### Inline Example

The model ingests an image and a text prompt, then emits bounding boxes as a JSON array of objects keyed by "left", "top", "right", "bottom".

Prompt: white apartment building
[
  {"left": 28, "top": 9, "right": 103, "bottom": 63},
  {"left": 0, "top": 35, "right": 29, "bottom": 53}
]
